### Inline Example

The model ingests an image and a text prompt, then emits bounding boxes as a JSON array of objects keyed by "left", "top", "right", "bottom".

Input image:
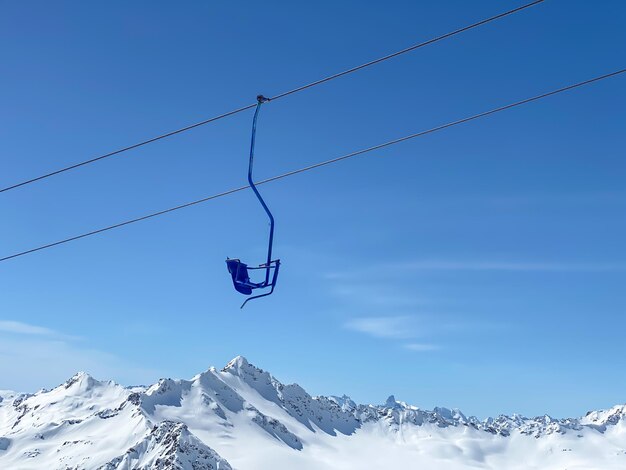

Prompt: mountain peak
[
  {"left": 63, "top": 371, "right": 99, "bottom": 392},
  {"left": 385, "top": 395, "right": 399, "bottom": 408},
  {"left": 221, "top": 356, "right": 269, "bottom": 382},
  {"left": 222, "top": 355, "right": 251, "bottom": 372}
]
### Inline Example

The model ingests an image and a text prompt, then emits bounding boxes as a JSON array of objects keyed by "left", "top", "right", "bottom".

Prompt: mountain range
[{"left": 1, "top": 355, "right": 625, "bottom": 469}]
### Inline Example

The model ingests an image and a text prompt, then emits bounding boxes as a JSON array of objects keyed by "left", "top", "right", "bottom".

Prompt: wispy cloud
[
  {"left": 0, "top": 320, "right": 57, "bottom": 336},
  {"left": 403, "top": 343, "right": 440, "bottom": 352},
  {"left": 330, "top": 285, "right": 431, "bottom": 308},
  {"left": 345, "top": 316, "right": 445, "bottom": 352},
  {"left": 0, "top": 320, "right": 161, "bottom": 392},
  {"left": 327, "top": 260, "right": 626, "bottom": 280},
  {"left": 344, "top": 316, "right": 418, "bottom": 339},
  {"left": 0, "top": 320, "right": 81, "bottom": 341},
  {"left": 390, "top": 260, "right": 626, "bottom": 273}
]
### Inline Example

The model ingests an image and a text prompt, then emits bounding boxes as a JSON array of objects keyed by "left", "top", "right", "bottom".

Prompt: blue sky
[{"left": 1, "top": 0, "right": 625, "bottom": 418}]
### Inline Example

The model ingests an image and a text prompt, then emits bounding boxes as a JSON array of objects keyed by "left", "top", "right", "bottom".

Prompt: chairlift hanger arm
[{"left": 247, "top": 95, "right": 275, "bottom": 285}]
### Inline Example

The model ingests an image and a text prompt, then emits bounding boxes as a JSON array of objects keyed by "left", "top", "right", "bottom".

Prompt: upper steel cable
[
  {"left": 0, "top": 67, "right": 623, "bottom": 263},
  {"left": 0, "top": 0, "right": 545, "bottom": 194}
]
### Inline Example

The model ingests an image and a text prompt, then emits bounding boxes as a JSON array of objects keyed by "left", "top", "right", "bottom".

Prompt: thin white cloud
[
  {"left": 327, "top": 261, "right": 626, "bottom": 281},
  {"left": 393, "top": 260, "right": 626, "bottom": 272},
  {"left": 0, "top": 320, "right": 57, "bottom": 336},
  {"left": 345, "top": 316, "right": 417, "bottom": 339},
  {"left": 0, "top": 320, "right": 81, "bottom": 341},
  {"left": 0, "top": 320, "right": 161, "bottom": 392},
  {"left": 404, "top": 343, "right": 440, "bottom": 352},
  {"left": 344, "top": 317, "right": 445, "bottom": 353},
  {"left": 331, "top": 285, "right": 429, "bottom": 308}
]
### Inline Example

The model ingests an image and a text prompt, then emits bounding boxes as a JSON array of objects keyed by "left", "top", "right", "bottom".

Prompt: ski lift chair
[{"left": 225, "top": 95, "right": 281, "bottom": 308}]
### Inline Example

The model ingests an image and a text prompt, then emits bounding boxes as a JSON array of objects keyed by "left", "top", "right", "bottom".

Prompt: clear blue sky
[{"left": 1, "top": 0, "right": 624, "bottom": 419}]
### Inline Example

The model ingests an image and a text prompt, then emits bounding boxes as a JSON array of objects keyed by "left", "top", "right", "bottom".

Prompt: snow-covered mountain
[{"left": 1, "top": 356, "right": 625, "bottom": 469}]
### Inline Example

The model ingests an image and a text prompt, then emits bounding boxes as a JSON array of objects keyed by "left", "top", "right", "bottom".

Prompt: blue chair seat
[
  {"left": 225, "top": 257, "right": 280, "bottom": 307},
  {"left": 226, "top": 259, "right": 260, "bottom": 295}
]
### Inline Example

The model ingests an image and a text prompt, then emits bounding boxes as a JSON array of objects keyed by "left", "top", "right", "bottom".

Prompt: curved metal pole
[{"left": 248, "top": 95, "right": 274, "bottom": 285}]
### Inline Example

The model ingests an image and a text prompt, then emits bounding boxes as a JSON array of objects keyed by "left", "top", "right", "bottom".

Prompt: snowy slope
[{"left": 0, "top": 356, "right": 625, "bottom": 469}]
